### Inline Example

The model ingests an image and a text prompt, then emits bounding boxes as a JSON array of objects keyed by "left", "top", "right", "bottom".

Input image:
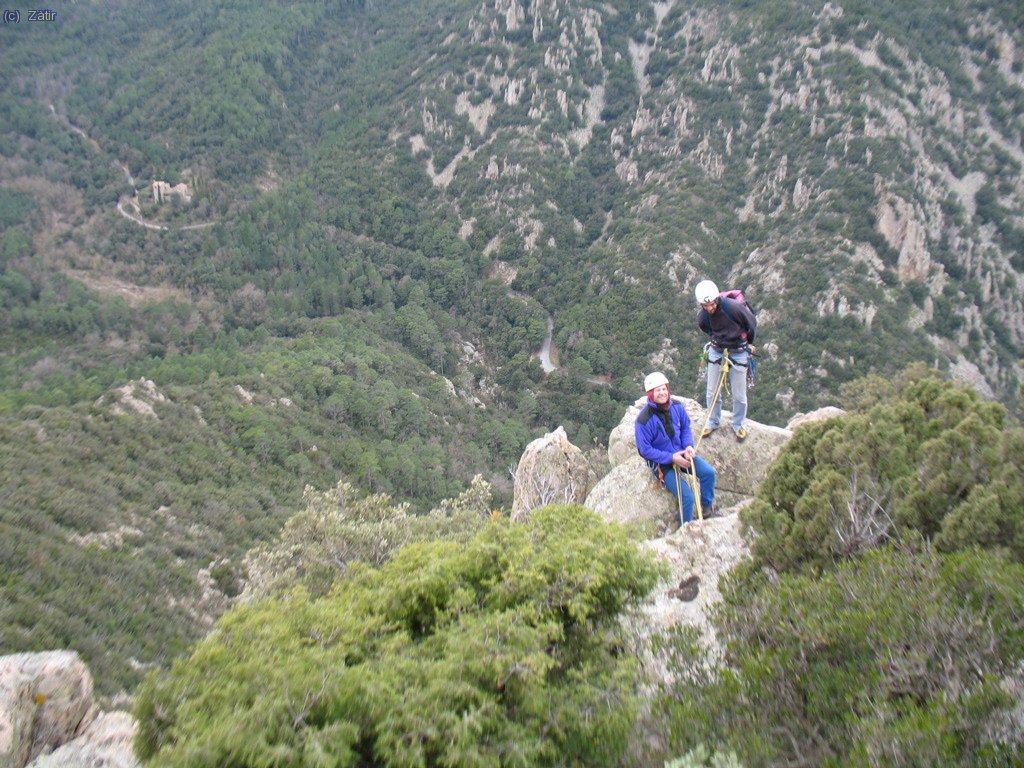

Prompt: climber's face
[{"left": 648, "top": 384, "right": 670, "bottom": 405}]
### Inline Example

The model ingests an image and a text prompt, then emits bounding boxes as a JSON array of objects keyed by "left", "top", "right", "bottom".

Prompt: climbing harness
[{"left": 698, "top": 341, "right": 758, "bottom": 389}]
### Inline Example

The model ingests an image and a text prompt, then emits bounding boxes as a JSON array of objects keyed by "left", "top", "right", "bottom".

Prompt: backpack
[
  {"left": 715, "top": 289, "right": 758, "bottom": 387},
  {"left": 717, "top": 289, "right": 754, "bottom": 334}
]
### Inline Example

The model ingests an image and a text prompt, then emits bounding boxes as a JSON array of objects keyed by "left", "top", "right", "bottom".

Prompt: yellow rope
[
  {"left": 686, "top": 462, "right": 703, "bottom": 522},
  {"left": 694, "top": 349, "right": 731, "bottom": 456}
]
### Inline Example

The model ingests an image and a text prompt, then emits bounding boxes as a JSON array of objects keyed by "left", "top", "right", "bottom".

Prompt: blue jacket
[{"left": 634, "top": 399, "right": 694, "bottom": 468}]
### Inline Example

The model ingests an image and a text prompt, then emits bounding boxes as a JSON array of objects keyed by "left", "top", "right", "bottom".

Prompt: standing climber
[
  {"left": 634, "top": 372, "right": 716, "bottom": 523},
  {"left": 695, "top": 279, "right": 757, "bottom": 442}
]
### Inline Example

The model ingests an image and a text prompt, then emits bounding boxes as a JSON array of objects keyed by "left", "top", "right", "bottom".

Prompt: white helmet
[
  {"left": 644, "top": 371, "right": 670, "bottom": 392},
  {"left": 694, "top": 279, "right": 719, "bottom": 305}
]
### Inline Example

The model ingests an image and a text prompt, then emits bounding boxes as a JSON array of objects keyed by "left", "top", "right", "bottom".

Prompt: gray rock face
[
  {"left": 511, "top": 426, "right": 592, "bottom": 520},
  {"left": 639, "top": 511, "right": 752, "bottom": 660},
  {"left": 28, "top": 713, "right": 137, "bottom": 768},
  {"left": 0, "top": 653, "right": 94, "bottom": 768},
  {"left": 0, "top": 653, "right": 137, "bottom": 768},
  {"left": 0, "top": 664, "right": 33, "bottom": 768}
]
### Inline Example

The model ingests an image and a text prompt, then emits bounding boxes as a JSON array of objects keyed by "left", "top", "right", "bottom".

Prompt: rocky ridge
[{"left": 513, "top": 396, "right": 845, "bottom": 665}]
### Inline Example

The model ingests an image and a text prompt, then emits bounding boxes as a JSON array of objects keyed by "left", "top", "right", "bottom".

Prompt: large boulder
[
  {"left": 584, "top": 456, "right": 680, "bottom": 537},
  {"left": 641, "top": 511, "right": 751, "bottom": 655},
  {"left": 786, "top": 406, "right": 847, "bottom": 431},
  {"left": 511, "top": 426, "right": 592, "bottom": 520},
  {"left": 0, "top": 653, "right": 94, "bottom": 768},
  {"left": 0, "top": 665, "right": 33, "bottom": 768},
  {"left": 608, "top": 396, "right": 791, "bottom": 498}
]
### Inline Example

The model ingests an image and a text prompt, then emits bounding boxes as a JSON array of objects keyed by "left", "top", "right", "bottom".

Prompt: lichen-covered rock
[
  {"left": 584, "top": 455, "right": 679, "bottom": 537},
  {"left": 511, "top": 426, "right": 592, "bottom": 520},
  {"left": 0, "top": 664, "right": 33, "bottom": 768},
  {"left": 0, "top": 652, "right": 94, "bottom": 768},
  {"left": 626, "top": 511, "right": 752, "bottom": 687}
]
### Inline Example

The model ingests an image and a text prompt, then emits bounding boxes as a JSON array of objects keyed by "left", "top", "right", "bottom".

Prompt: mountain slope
[{"left": 1, "top": 0, "right": 1021, "bottom": 695}]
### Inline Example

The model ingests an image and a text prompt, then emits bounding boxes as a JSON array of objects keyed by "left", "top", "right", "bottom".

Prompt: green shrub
[
  {"left": 135, "top": 505, "right": 664, "bottom": 767},
  {"left": 659, "top": 545, "right": 1024, "bottom": 767},
  {"left": 743, "top": 367, "right": 1024, "bottom": 572},
  {"left": 241, "top": 475, "right": 495, "bottom": 601}
]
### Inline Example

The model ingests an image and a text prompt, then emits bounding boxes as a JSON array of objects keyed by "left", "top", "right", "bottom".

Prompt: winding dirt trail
[{"left": 49, "top": 104, "right": 217, "bottom": 232}]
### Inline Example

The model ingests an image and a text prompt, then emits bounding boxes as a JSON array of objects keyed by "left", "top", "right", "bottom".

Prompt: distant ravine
[
  {"left": 538, "top": 314, "right": 557, "bottom": 373},
  {"left": 534, "top": 312, "right": 608, "bottom": 386}
]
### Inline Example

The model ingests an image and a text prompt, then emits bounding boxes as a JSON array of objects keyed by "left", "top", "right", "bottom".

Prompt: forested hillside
[{"left": 1, "top": 0, "right": 1022, "bottom": 700}]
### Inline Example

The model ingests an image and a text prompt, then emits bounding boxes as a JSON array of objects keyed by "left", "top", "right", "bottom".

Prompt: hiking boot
[
  {"left": 701, "top": 426, "right": 717, "bottom": 438},
  {"left": 702, "top": 504, "right": 717, "bottom": 519},
  {"left": 735, "top": 426, "right": 748, "bottom": 442}
]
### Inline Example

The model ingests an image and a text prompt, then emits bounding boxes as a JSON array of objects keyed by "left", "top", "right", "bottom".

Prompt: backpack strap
[
  {"left": 637, "top": 403, "right": 674, "bottom": 437},
  {"left": 637, "top": 404, "right": 655, "bottom": 425},
  {"left": 718, "top": 297, "right": 749, "bottom": 342}
]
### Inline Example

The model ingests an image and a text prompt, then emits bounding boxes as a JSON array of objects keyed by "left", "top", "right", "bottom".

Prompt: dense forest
[{"left": 1, "top": 0, "right": 1022, "bottom": 747}]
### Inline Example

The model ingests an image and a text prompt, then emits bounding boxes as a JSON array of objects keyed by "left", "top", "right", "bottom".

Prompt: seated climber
[{"left": 634, "top": 372, "right": 716, "bottom": 523}]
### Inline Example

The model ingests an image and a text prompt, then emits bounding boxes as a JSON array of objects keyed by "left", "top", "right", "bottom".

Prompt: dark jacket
[
  {"left": 697, "top": 296, "right": 756, "bottom": 350},
  {"left": 634, "top": 398, "right": 694, "bottom": 469}
]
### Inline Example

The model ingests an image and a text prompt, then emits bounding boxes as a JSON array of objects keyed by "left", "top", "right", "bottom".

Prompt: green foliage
[
  {"left": 0, "top": 313, "right": 545, "bottom": 696},
  {"left": 743, "top": 367, "right": 1024, "bottom": 572},
  {"left": 0, "top": 189, "right": 36, "bottom": 230},
  {"left": 658, "top": 545, "right": 1024, "bottom": 767},
  {"left": 135, "top": 505, "right": 663, "bottom": 767},
  {"left": 242, "top": 475, "right": 495, "bottom": 601}
]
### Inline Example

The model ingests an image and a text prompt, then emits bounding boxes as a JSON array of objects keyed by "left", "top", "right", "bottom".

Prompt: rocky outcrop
[
  {"left": 1, "top": 665, "right": 33, "bottom": 768},
  {"left": 511, "top": 426, "right": 592, "bottom": 520},
  {"left": 0, "top": 652, "right": 137, "bottom": 768},
  {"left": 587, "top": 398, "right": 792, "bottom": 677},
  {"left": 632, "top": 511, "right": 752, "bottom": 676},
  {"left": 588, "top": 393, "right": 788, "bottom": 535},
  {"left": 583, "top": 455, "right": 680, "bottom": 537},
  {"left": 786, "top": 406, "right": 847, "bottom": 431},
  {"left": 94, "top": 379, "right": 167, "bottom": 419}
]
